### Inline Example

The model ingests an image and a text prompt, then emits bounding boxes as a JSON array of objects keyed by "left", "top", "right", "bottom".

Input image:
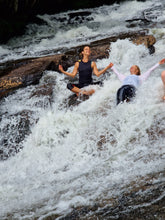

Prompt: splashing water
[{"left": 0, "top": 0, "right": 165, "bottom": 219}]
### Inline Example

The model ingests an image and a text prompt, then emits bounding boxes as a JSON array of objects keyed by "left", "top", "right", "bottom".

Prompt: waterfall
[{"left": 0, "top": 0, "right": 165, "bottom": 219}]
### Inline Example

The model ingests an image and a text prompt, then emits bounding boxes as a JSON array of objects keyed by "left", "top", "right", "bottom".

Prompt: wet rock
[
  {"left": 30, "top": 84, "right": 53, "bottom": 98},
  {"left": 97, "top": 133, "right": 117, "bottom": 150},
  {"left": 132, "top": 35, "right": 156, "bottom": 48},
  {"left": 0, "top": 110, "right": 38, "bottom": 160},
  {"left": 125, "top": 4, "right": 164, "bottom": 29},
  {"left": 66, "top": 11, "right": 93, "bottom": 25},
  {"left": 56, "top": 173, "right": 165, "bottom": 220},
  {"left": 146, "top": 115, "right": 165, "bottom": 142},
  {"left": 29, "top": 83, "right": 54, "bottom": 108},
  {"left": 0, "top": 80, "right": 54, "bottom": 160},
  {"left": 0, "top": 57, "right": 36, "bottom": 77},
  {"left": 66, "top": 94, "right": 90, "bottom": 107},
  {"left": 0, "top": 54, "right": 63, "bottom": 99},
  {"left": 131, "top": 35, "right": 156, "bottom": 55},
  {"left": 4, "top": 170, "right": 164, "bottom": 219}
]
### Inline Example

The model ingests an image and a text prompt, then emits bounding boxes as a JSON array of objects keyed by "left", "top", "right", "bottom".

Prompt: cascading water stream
[{"left": 0, "top": 0, "right": 165, "bottom": 219}]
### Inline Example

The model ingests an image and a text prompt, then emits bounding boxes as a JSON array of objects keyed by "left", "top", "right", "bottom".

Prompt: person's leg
[
  {"left": 67, "top": 83, "right": 79, "bottom": 96},
  {"left": 83, "top": 89, "right": 95, "bottom": 96},
  {"left": 161, "top": 71, "right": 165, "bottom": 100},
  {"left": 71, "top": 86, "right": 81, "bottom": 96},
  {"left": 67, "top": 83, "right": 95, "bottom": 96}
]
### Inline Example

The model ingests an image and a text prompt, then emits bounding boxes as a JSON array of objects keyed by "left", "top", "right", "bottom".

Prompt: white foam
[{"left": 0, "top": 0, "right": 165, "bottom": 219}]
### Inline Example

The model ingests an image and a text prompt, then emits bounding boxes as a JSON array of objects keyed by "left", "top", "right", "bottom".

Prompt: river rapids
[{"left": 0, "top": 0, "right": 165, "bottom": 219}]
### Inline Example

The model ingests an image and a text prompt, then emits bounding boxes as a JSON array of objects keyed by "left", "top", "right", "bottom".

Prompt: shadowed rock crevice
[{"left": 0, "top": 110, "right": 36, "bottom": 160}]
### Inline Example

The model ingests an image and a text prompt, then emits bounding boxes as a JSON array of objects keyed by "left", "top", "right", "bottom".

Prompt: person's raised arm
[
  {"left": 58, "top": 62, "right": 79, "bottom": 78},
  {"left": 140, "top": 58, "right": 165, "bottom": 82},
  {"left": 110, "top": 63, "right": 126, "bottom": 82},
  {"left": 92, "top": 62, "right": 113, "bottom": 77}
]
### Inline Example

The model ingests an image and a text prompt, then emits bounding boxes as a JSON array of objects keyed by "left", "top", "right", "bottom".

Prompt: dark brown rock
[
  {"left": 0, "top": 110, "right": 37, "bottom": 160},
  {"left": 67, "top": 94, "right": 90, "bottom": 107},
  {"left": 0, "top": 81, "right": 54, "bottom": 160},
  {"left": 132, "top": 35, "right": 156, "bottom": 47},
  {"left": 30, "top": 84, "right": 53, "bottom": 98},
  {"left": 0, "top": 54, "right": 63, "bottom": 98},
  {"left": 51, "top": 173, "right": 165, "bottom": 220},
  {"left": 29, "top": 83, "right": 54, "bottom": 108}
]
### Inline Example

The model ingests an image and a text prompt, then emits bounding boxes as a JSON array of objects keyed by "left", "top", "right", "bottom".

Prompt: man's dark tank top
[{"left": 78, "top": 60, "right": 92, "bottom": 85}]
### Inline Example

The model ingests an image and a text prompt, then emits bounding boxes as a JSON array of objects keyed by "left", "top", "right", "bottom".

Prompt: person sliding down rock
[
  {"left": 59, "top": 45, "right": 112, "bottom": 96},
  {"left": 109, "top": 58, "right": 165, "bottom": 105}
]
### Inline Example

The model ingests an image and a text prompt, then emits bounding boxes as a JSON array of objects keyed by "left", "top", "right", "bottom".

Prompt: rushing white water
[
  {"left": 0, "top": 0, "right": 165, "bottom": 62},
  {"left": 0, "top": 0, "right": 165, "bottom": 219}
]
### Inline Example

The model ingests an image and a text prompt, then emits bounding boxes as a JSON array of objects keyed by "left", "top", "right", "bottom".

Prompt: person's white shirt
[{"left": 111, "top": 63, "right": 159, "bottom": 88}]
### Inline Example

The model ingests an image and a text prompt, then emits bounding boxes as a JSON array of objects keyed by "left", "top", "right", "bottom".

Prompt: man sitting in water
[{"left": 59, "top": 45, "right": 112, "bottom": 96}]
